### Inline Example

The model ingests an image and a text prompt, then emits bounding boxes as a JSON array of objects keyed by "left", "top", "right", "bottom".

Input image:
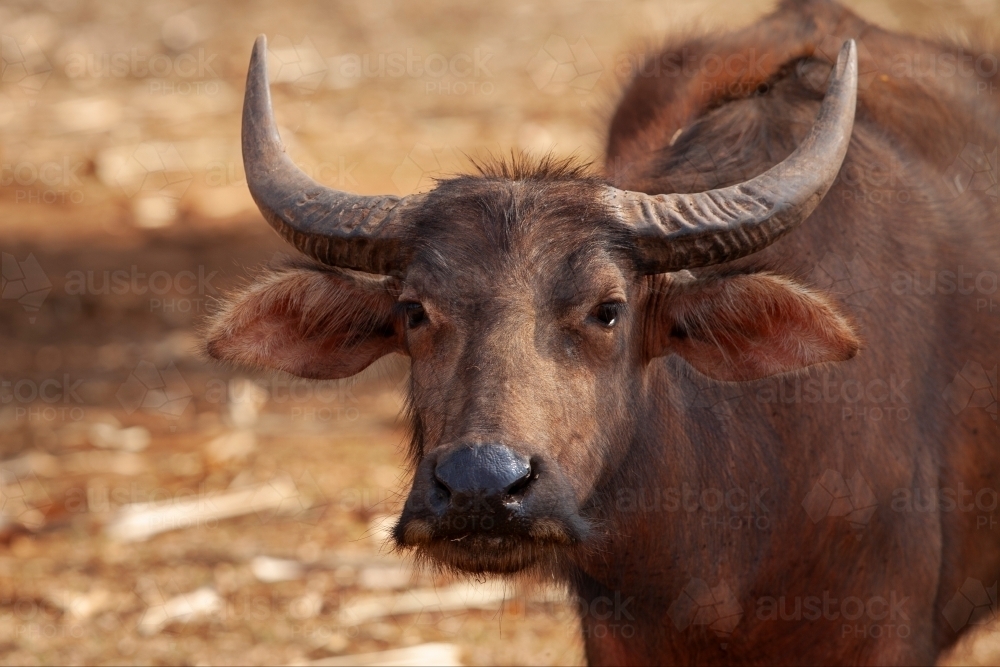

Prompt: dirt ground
[{"left": 1, "top": 0, "right": 999, "bottom": 664}]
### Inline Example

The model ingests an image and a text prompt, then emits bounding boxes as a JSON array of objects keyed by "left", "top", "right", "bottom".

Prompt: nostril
[
  {"left": 429, "top": 474, "right": 452, "bottom": 513},
  {"left": 432, "top": 475, "right": 451, "bottom": 497},
  {"left": 503, "top": 466, "right": 536, "bottom": 503}
]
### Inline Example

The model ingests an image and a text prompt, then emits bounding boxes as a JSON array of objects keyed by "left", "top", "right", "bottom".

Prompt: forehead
[{"left": 405, "top": 177, "right": 632, "bottom": 299}]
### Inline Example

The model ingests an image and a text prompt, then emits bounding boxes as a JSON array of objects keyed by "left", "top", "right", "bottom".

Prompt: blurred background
[{"left": 0, "top": 0, "right": 998, "bottom": 664}]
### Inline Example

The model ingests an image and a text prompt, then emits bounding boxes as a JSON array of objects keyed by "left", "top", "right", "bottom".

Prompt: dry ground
[{"left": 1, "top": 0, "right": 998, "bottom": 664}]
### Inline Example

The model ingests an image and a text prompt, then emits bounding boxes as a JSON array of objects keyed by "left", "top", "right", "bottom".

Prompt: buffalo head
[{"left": 207, "top": 36, "right": 861, "bottom": 574}]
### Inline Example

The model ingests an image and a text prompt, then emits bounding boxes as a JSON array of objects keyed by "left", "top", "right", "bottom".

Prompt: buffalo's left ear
[
  {"left": 206, "top": 263, "right": 403, "bottom": 380},
  {"left": 647, "top": 272, "right": 861, "bottom": 382}
]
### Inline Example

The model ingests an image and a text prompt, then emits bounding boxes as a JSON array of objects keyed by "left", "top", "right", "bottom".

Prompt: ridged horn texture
[
  {"left": 242, "top": 35, "right": 420, "bottom": 276},
  {"left": 606, "top": 39, "right": 858, "bottom": 274}
]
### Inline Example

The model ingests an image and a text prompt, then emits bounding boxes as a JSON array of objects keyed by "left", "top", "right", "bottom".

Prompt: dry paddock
[{"left": 0, "top": 0, "right": 998, "bottom": 664}]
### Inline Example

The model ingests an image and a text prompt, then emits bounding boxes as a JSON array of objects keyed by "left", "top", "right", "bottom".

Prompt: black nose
[{"left": 434, "top": 443, "right": 533, "bottom": 510}]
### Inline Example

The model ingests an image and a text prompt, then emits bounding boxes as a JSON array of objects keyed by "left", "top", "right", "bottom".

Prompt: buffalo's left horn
[
  {"left": 607, "top": 39, "right": 858, "bottom": 274},
  {"left": 242, "top": 35, "right": 419, "bottom": 276}
]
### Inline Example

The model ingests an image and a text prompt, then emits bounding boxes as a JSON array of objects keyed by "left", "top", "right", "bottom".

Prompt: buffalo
[{"left": 208, "top": 0, "right": 1000, "bottom": 663}]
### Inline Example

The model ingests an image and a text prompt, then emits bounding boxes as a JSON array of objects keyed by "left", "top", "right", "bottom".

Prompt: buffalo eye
[
  {"left": 404, "top": 302, "right": 427, "bottom": 328},
  {"left": 592, "top": 302, "right": 623, "bottom": 328}
]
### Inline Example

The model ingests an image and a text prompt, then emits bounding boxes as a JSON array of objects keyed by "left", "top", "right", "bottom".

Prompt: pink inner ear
[
  {"left": 206, "top": 266, "right": 403, "bottom": 380},
  {"left": 661, "top": 273, "right": 861, "bottom": 382}
]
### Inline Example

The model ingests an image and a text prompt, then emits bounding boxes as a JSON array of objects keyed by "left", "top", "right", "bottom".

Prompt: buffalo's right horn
[
  {"left": 607, "top": 39, "right": 858, "bottom": 274},
  {"left": 242, "top": 35, "right": 420, "bottom": 276}
]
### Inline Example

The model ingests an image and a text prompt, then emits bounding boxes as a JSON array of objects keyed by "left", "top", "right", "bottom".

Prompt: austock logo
[
  {"left": 116, "top": 360, "right": 193, "bottom": 423},
  {"left": 676, "top": 371, "right": 744, "bottom": 419},
  {"left": 943, "top": 361, "right": 997, "bottom": 422},
  {"left": 2, "top": 589, "right": 87, "bottom": 641},
  {"left": 116, "top": 576, "right": 222, "bottom": 636},
  {"left": 63, "top": 44, "right": 220, "bottom": 96},
  {"left": 887, "top": 47, "right": 999, "bottom": 95},
  {"left": 834, "top": 152, "right": 920, "bottom": 206},
  {"left": 612, "top": 483, "right": 770, "bottom": 532},
  {"left": 810, "top": 253, "right": 881, "bottom": 309},
  {"left": 614, "top": 47, "right": 771, "bottom": 93},
  {"left": 203, "top": 376, "right": 360, "bottom": 424},
  {"left": 97, "top": 470, "right": 326, "bottom": 544},
  {"left": 202, "top": 155, "right": 359, "bottom": 190},
  {"left": 814, "top": 35, "right": 879, "bottom": 90},
  {"left": 802, "top": 470, "right": 878, "bottom": 537},
  {"left": 1, "top": 157, "right": 86, "bottom": 205},
  {"left": 527, "top": 35, "right": 602, "bottom": 93},
  {"left": 941, "top": 144, "right": 998, "bottom": 203},
  {"left": 0, "top": 468, "right": 51, "bottom": 531},
  {"left": 104, "top": 142, "right": 193, "bottom": 228},
  {"left": 756, "top": 591, "right": 910, "bottom": 638},
  {"left": 942, "top": 578, "right": 998, "bottom": 633},
  {"left": 612, "top": 34, "right": 873, "bottom": 96},
  {"left": 1, "top": 252, "right": 51, "bottom": 323},
  {"left": 63, "top": 264, "right": 219, "bottom": 315},
  {"left": 0, "top": 34, "right": 52, "bottom": 102},
  {"left": 267, "top": 35, "right": 495, "bottom": 95},
  {"left": 755, "top": 370, "right": 911, "bottom": 423},
  {"left": 814, "top": 33, "right": 998, "bottom": 96},
  {"left": 113, "top": 142, "right": 193, "bottom": 198},
  {"left": 667, "top": 578, "right": 742, "bottom": 649},
  {"left": 1, "top": 374, "right": 86, "bottom": 423},
  {"left": 890, "top": 485, "right": 1000, "bottom": 530},
  {"left": 333, "top": 47, "right": 494, "bottom": 95},
  {"left": 575, "top": 591, "right": 637, "bottom": 640},
  {"left": 121, "top": 572, "right": 327, "bottom": 636},
  {"left": 250, "top": 470, "right": 326, "bottom": 526},
  {"left": 391, "top": 144, "right": 462, "bottom": 194},
  {"left": 53, "top": 576, "right": 305, "bottom": 641},
  {"left": 266, "top": 35, "right": 327, "bottom": 93},
  {"left": 889, "top": 267, "right": 998, "bottom": 316}
]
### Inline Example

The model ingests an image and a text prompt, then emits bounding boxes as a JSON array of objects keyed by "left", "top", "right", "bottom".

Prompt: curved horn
[
  {"left": 242, "top": 35, "right": 419, "bottom": 276},
  {"left": 607, "top": 39, "right": 858, "bottom": 274}
]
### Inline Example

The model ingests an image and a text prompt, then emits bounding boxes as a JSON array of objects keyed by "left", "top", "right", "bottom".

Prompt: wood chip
[
  {"left": 294, "top": 642, "right": 462, "bottom": 667},
  {"left": 250, "top": 555, "right": 304, "bottom": 583},
  {"left": 105, "top": 476, "right": 305, "bottom": 542},
  {"left": 137, "top": 586, "right": 221, "bottom": 635},
  {"left": 357, "top": 561, "right": 413, "bottom": 590},
  {"left": 88, "top": 423, "right": 151, "bottom": 452},
  {"left": 338, "top": 582, "right": 508, "bottom": 626}
]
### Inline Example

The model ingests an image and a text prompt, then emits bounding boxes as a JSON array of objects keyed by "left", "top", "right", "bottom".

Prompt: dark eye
[
  {"left": 592, "top": 302, "right": 623, "bottom": 328},
  {"left": 404, "top": 302, "right": 427, "bottom": 328}
]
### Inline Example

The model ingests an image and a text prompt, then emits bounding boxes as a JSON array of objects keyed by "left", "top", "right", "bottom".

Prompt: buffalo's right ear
[
  {"left": 646, "top": 271, "right": 861, "bottom": 382},
  {"left": 206, "top": 263, "right": 403, "bottom": 379}
]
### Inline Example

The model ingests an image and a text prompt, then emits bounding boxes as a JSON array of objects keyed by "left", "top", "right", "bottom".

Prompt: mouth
[{"left": 393, "top": 516, "right": 587, "bottom": 574}]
